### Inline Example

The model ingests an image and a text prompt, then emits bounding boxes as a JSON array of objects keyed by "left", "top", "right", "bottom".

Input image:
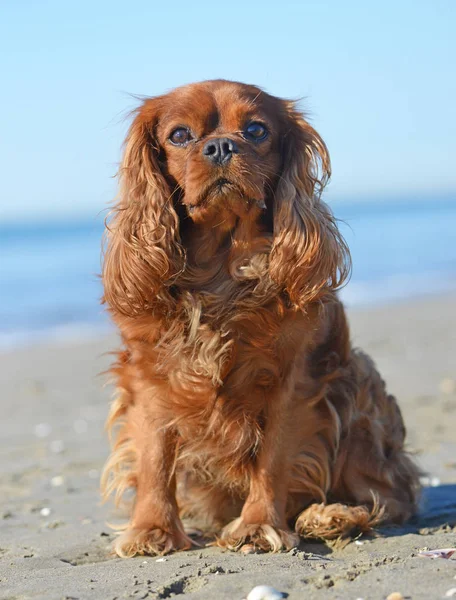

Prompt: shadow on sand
[
  {"left": 416, "top": 484, "right": 456, "bottom": 527},
  {"left": 369, "top": 483, "right": 456, "bottom": 539}
]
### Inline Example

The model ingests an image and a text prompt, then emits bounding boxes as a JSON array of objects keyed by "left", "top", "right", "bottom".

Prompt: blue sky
[{"left": 1, "top": 0, "right": 455, "bottom": 222}]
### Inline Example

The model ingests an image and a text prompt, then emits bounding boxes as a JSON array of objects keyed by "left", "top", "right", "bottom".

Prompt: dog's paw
[
  {"left": 113, "top": 526, "right": 194, "bottom": 558},
  {"left": 217, "top": 517, "right": 299, "bottom": 553},
  {"left": 295, "top": 502, "right": 384, "bottom": 540}
]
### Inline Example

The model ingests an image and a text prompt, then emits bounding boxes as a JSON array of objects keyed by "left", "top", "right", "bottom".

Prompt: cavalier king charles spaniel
[{"left": 101, "top": 80, "right": 419, "bottom": 557}]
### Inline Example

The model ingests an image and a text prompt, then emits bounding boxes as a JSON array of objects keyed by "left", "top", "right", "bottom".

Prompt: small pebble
[
  {"left": 355, "top": 540, "right": 364, "bottom": 546},
  {"left": 386, "top": 593, "right": 404, "bottom": 600},
  {"left": 445, "top": 590, "right": 456, "bottom": 598},
  {"left": 51, "top": 475, "right": 64, "bottom": 487},
  {"left": 49, "top": 440, "right": 65, "bottom": 454},
  {"left": 156, "top": 557, "right": 167, "bottom": 562},
  {"left": 246, "top": 585, "right": 286, "bottom": 600},
  {"left": 40, "top": 508, "right": 51, "bottom": 517},
  {"left": 35, "top": 423, "right": 52, "bottom": 438}
]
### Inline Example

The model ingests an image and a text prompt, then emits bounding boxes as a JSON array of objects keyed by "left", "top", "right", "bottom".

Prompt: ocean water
[{"left": 1, "top": 197, "right": 455, "bottom": 348}]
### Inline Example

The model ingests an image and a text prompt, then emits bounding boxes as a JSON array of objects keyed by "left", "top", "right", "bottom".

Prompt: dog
[{"left": 101, "top": 79, "right": 419, "bottom": 557}]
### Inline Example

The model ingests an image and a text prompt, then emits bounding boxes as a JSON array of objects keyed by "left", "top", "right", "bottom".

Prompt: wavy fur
[
  {"left": 102, "top": 99, "right": 185, "bottom": 316},
  {"left": 101, "top": 80, "right": 420, "bottom": 558}
]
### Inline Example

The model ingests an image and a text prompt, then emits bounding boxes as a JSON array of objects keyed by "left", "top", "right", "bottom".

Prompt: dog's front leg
[
  {"left": 218, "top": 379, "right": 299, "bottom": 552},
  {"left": 112, "top": 392, "right": 193, "bottom": 558}
]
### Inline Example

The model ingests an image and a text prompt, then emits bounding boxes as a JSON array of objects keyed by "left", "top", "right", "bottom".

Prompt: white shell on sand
[
  {"left": 246, "top": 585, "right": 285, "bottom": 600},
  {"left": 418, "top": 548, "right": 456, "bottom": 559},
  {"left": 50, "top": 475, "right": 64, "bottom": 487}
]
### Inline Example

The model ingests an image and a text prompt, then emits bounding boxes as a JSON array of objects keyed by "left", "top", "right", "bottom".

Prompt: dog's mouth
[
  {"left": 186, "top": 178, "right": 237, "bottom": 215},
  {"left": 213, "top": 177, "right": 231, "bottom": 189},
  {"left": 201, "top": 177, "right": 236, "bottom": 200},
  {"left": 184, "top": 178, "right": 268, "bottom": 220}
]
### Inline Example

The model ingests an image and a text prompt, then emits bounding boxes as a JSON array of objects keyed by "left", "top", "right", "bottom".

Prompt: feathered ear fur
[
  {"left": 102, "top": 99, "right": 184, "bottom": 316},
  {"left": 269, "top": 101, "right": 351, "bottom": 308}
]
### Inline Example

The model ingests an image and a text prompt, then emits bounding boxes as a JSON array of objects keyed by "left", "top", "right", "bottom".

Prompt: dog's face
[
  {"left": 104, "top": 80, "right": 351, "bottom": 317},
  {"left": 151, "top": 81, "right": 286, "bottom": 224}
]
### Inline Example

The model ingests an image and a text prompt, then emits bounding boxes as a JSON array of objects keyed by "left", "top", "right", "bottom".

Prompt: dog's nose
[{"left": 202, "top": 137, "right": 238, "bottom": 165}]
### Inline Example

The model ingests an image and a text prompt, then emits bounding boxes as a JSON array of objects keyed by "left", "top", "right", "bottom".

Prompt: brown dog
[{"left": 101, "top": 80, "right": 419, "bottom": 557}]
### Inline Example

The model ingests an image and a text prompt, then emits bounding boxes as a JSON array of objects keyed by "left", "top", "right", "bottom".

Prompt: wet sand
[{"left": 1, "top": 294, "right": 456, "bottom": 600}]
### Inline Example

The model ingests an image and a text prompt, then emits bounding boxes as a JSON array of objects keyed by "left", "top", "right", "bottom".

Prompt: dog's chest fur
[
  {"left": 122, "top": 237, "right": 317, "bottom": 486},
  {"left": 156, "top": 270, "right": 314, "bottom": 486}
]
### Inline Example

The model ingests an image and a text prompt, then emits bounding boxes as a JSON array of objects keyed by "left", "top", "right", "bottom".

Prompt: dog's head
[
  {"left": 153, "top": 80, "right": 285, "bottom": 225},
  {"left": 103, "top": 80, "right": 350, "bottom": 315}
]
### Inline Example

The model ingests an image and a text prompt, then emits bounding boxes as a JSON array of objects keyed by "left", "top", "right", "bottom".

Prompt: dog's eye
[
  {"left": 169, "top": 127, "right": 192, "bottom": 146},
  {"left": 243, "top": 122, "right": 268, "bottom": 142}
]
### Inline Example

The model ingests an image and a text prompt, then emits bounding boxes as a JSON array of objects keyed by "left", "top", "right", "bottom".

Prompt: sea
[{"left": 1, "top": 196, "right": 455, "bottom": 349}]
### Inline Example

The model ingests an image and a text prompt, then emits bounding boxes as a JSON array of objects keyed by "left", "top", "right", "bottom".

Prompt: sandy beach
[{"left": 1, "top": 293, "right": 456, "bottom": 600}]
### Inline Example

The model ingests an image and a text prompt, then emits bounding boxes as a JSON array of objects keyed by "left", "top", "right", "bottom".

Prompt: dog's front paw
[
  {"left": 113, "top": 526, "right": 194, "bottom": 558},
  {"left": 217, "top": 517, "right": 299, "bottom": 553}
]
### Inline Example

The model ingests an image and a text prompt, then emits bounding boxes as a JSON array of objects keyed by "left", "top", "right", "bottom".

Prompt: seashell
[
  {"left": 246, "top": 585, "right": 286, "bottom": 600},
  {"left": 50, "top": 475, "right": 64, "bottom": 487},
  {"left": 418, "top": 548, "right": 456, "bottom": 559},
  {"left": 386, "top": 593, "right": 404, "bottom": 600}
]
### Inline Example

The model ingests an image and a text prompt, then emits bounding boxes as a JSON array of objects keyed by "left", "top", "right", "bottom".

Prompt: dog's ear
[
  {"left": 102, "top": 98, "right": 184, "bottom": 316},
  {"left": 269, "top": 101, "right": 351, "bottom": 308}
]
